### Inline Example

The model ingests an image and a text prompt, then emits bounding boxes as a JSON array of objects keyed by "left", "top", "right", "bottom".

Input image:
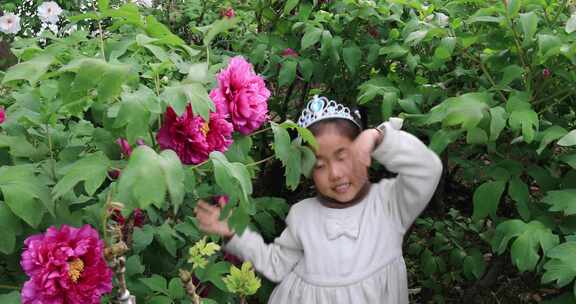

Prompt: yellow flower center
[
  {"left": 201, "top": 122, "right": 210, "bottom": 136},
  {"left": 68, "top": 258, "right": 85, "bottom": 283}
]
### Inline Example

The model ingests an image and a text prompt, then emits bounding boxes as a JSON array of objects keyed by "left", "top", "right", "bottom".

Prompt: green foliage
[{"left": 223, "top": 261, "right": 262, "bottom": 297}]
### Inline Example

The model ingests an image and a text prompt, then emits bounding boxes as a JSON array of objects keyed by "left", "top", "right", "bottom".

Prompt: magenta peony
[
  {"left": 20, "top": 225, "right": 113, "bottom": 304},
  {"left": 221, "top": 7, "right": 235, "bottom": 18},
  {"left": 116, "top": 138, "right": 132, "bottom": 158},
  {"left": 281, "top": 48, "right": 299, "bottom": 57},
  {"left": 156, "top": 104, "right": 233, "bottom": 165},
  {"left": 209, "top": 56, "right": 270, "bottom": 135},
  {"left": 0, "top": 107, "right": 5, "bottom": 124}
]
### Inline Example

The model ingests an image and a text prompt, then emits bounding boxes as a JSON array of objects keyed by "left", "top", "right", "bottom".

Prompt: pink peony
[
  {"left": 213, "top": 195, "right": 229, "bottom": 206},
  {"left": 116, "top": 138, "right": 132, "bottom": 158},
  {"left": 222, "top": 7, "right": 235, "bottom": 18},
  {"left": 0, "top": 107, "right": 5, "bottom": 124},
  {"left": 209, "top": 56, "right": 270, "bottom": 135},
  {"left": 156, "top": 104, "right": 233, "bottom": 165},
  {"left": 281, "top": 48, "right": 299, "bottom": 57},
  {"left": 20, "top": 225, "right": 113, "bottom": 304}
]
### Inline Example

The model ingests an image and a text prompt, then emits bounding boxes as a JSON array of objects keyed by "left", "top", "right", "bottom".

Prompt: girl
[{"left": 194, "top": 95, "right": 443, "bottom": 303}]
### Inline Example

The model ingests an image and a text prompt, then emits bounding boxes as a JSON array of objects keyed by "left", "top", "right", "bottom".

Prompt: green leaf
[
  {"left": 463, "top": 249, "right": 486, "bottom": 279},
  {"left": 283, "top": 0, "right": 300, "bottom": 15},
  {"left": 405, "top": 30, "right": 428, "bottom": 45},
  {"left": 542, "top": 241, "right": 576, "bottom": 287},
  {"left": 428, "top": 129, "right": 463, "bottom": 154},
  {"left": 442, "top": 92, "right": 491, "bottom": 129},
  {"left": 98, "top": 0, "right": 109, "bottom": 11},
  {"left": 161, "top": 83, "right": 214, "bottom": 121},
  {"left": 300, "top": 146, "right": 316, "bottom": 178},
  {"left": 132, "top": 225, "right": 155, "bottom": 253},
  {"left": 271, "top": 122, "right": 291, "bottom": 163},
  {"left": 2, "top": 54, "right": 55, "bottom": 85},
  {"left": 0, "top": 291, "right": 20, "bottom": 304},
  {"left": 0, "top": 204, "right": 20, "bottom": 254},
  {"left": 301, "top": 27, "right": 323, "bottom": 50},
  {"left": 343, "top": 45, "right": 362, "bottom": 75},
  {"left": 560, "top": 154, "right": 576, "bottom": 169},
  {"left": 489, "top": 107, "right": 508, "bottom": 141},
  {"left": 379, "top": 44, "right": 408, "bottom": 58},
  {"left": 499, "top": 65, "right": 524, "bottom": 87},
  {"left": 204, "top": 18, "right": 239, "bottom": 46},
  {"left": 520, "top": 12, "right": 538, "bottom": 42},
  {"left": 466, "top": 127, "right": 488, "bottom": 144},
  {"left": 557, "top": 130, "right": 576, "bottom": 146},
  {"left": 149, "top": 296, "right": 171, "bottom": 304},
  {"left": 509, "top": 109, "right": 539, "bottom": 143},
  {"left": 52, "top": 152, "right": 111, "bottom": 199},
  {"left": 508, "top": 177, "right": 531, "bottom": 221},
  {"left": 195, "top": 261, "right": 230, "bottom": 291},
  {"left": 566, "top": 13, "right": 576, "bottom": 34},
  {"left": 156, "top": 222, "right": 178, "bottom": 257},
  {"left": 537, "top": 126, "right": 568, "bottom": 154},
  {"left": 472, "top": 181, "right": 507, "bottom": 221},
  {"left": 158, "top": 150, "right": 184, "bottom": 213},
  {"left": 168, "top": 278, "right": 185, "bottom": 299},
  {"left": 210, "top": 152, "right": 253, "bottom": 205},
  {"left": 507, "top": 0, "right": 521, "bottom": 17},
  {"left": 141, "top": 274, "right": 169, "bottom": 295},
  {"left": 542, "top": 189, "right": 576, "bottom": 216},
  {"left": 0, "top": 165, "right": 52, "bottom": 227},
  {"left": 118, "top": 146, "right": 167, "bottom": 210},
  {"left": 223, "top": 261, "right": 261, "bottom": 296},
  {"left": 433, "top": 37, "right": 456, "bottom": 60},
  {"left": 278, "top": 60, "right": 297, "bottom": 87},
  {"left": 125, "top": 255, "right": 145, "bottom": 277},
  {"left": 299, "top": 58, "right": 314, "bottom": 81},
  {"left": 492, "top": 220, "right": 559, "bottom": 272},
  {"left": 285, "top": 144, "right": 302, "bottom": 190},
  {"left": 538, "top": 34, "right": 562, "bottom": 60}
]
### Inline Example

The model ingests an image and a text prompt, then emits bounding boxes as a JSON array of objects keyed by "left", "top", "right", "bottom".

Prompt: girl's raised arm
[{"left": 370, "top": 120, "right": 443, "bottom": 232}]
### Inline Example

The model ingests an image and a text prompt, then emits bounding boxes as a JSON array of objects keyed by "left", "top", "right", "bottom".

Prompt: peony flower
[
  {"left": 221, "top": 7, "right": 235, "bottom": 18},
  {"left": 116, "top": 138, "right": 132, "bottom": 158},
  {"left": 0, "top": 13, "right": 21, "bottom": 34},
  {"left": 213, "top": 195, "right": 229, "bottom": 206},
  {"left": 0, "top": 107, "right": 5, "bottom": 124},
  {"left": 209, "top": 56, "right": 270, "bottom": 135},
  {"left": 107, "top": 168, "right": 121, "bottom": 180},
  {"left": 132, "top": 0, "right": 153, "bottom": 8},
  {"left": 20, "top": 225, "right": 113, "bottom": 304},
  {"left": 542, "top": 68, "right": 551, "bottom": 79},
  {"left": 156, "top": 104, "right": 233, "bottom": 165},
  {"left": 132, "top": 208, "right": 145, "bottom": 227},
  {"left": 38, "top": 1, "right": 63, "bottom": 24},
  {"left": 281, "top": 48, "right": 299, "bottom": 57}
]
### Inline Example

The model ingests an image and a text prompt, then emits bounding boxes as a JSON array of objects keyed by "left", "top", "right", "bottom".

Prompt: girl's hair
[{"left": 308, "top": 118, "right": 361, "bottom": 141}]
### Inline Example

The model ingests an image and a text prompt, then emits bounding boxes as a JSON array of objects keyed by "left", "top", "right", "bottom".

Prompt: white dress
[{"left": 224, "top": 121, "right": 443, "bottom": 304}]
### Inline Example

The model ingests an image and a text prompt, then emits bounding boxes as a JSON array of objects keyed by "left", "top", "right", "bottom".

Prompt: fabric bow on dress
[{"left": 324, "top": 217, "right": 360, "bottom": 240}]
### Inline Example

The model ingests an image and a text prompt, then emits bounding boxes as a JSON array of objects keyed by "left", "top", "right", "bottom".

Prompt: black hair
[{"left": 308, "top": 118, "right": 361, "bottom": 141}]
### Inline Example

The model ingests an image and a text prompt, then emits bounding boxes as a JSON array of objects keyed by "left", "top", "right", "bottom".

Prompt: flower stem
[
  {"left": 248, "top": 126, "right": 271, "bottom": 137},
  {"left": 246, "top": 155, "right": 274, "bottom": 167},
  {"left": 98, "top": 21, "right": 106, "bottom": 60},
  {"left": 0, "top": 284, "right": 18, "bottom": 290}
]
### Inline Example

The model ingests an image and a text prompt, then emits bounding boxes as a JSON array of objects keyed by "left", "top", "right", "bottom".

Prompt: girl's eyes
[{"left": 315, "top": 162, "right": 325, "bottom": 169}]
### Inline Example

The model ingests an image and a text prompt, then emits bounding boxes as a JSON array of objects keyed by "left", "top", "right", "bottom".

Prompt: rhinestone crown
[{"left": 297, "top": 95, "right": 361, "bottom": 129}]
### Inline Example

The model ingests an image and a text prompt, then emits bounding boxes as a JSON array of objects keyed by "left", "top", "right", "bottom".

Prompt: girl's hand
[
  {"left": 194, "top": 200, "right": 234, "bottom": 238},
  {"left": 351, "top": 128, "right": 384, "bottom": 167}
]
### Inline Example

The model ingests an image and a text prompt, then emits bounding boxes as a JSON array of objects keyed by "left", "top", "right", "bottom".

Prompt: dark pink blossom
[
  {"left": 0, "top": 107, "right": 5, "bottom": 124},
  {"left": 281, "top": 48, "right": 298, "bottom": 57},
  {"left": 132, "top": 208, "right": 145, "bottom": 228},
  {"left": 116, "top": 138, "right": 132, "bottom": 158},
  {"left": 156, "top": 104, "right": 233, "bottom": 165},
  {"left": 209, "top": 56, "right": 270, "bottom": 135},
  {"left": 20, "top": 225, "right": 113, "bottom": 304},
  {"left": 213, "top": 195, "right": 229, "bottom": 206},
  {"left": 542, "top": 68, "right": 551, "bottom": 79},
  {"left": 222, "top": 7, "right": 235, "bottom": 18}
]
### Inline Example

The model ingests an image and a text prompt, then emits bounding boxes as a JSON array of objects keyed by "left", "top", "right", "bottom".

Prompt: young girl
[{"left": 194, "top": 95, "right": 443, "bottom": 303}]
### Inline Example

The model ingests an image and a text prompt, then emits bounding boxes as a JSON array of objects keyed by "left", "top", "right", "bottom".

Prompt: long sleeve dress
[{"left": 224, "top": 121, "right": 443, "bottom": 304}]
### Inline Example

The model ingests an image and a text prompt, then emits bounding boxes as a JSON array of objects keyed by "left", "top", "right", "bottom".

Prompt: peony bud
[
  {"left": 116, "top": 138, "right": 132, "bottom": 158},
  {"left": 281, "top": 48, "right": 299, "bottom": 57},
  {"left": 542, "top": 68, "right": 551, "bottom": 79},
  {"left": 222, "top": 7, "right": 235, "bottom": 18}
]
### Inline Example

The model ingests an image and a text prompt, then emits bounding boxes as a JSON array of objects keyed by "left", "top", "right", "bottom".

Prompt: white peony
[
  {"left": 0, "top": 13, "right": 21, "bottom": 34},
  {"left": 38, "top": 1, "right": 63, "bottom": 24},
  {"left": 132, "top": 0, "right": 153, "bottom": 8}
]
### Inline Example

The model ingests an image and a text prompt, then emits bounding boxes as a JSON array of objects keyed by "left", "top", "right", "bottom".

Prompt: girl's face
[{"left": 312, "top": 124, "right": 369, "bottom": 204}]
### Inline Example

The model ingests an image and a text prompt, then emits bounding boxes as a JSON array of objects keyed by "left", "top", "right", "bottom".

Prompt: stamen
[{"left": 68, "top": 258, "right": 85, "bottom": 283}]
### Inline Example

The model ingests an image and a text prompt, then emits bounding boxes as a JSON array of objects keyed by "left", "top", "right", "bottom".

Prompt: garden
[{"left": 0, "top": 0, "right": 576, "bottom": 303}]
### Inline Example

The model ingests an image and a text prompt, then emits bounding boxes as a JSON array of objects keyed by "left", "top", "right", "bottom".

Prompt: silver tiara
[{"left": 297, "top": 95, "right": 361, "bottom": 129}]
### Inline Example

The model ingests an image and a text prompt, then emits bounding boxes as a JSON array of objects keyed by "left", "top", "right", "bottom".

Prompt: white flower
[
  {"left": 38, "top": 1, "right": 63, "bottom": 24},
  {"left": 132, "top": 0, "right": 153, "bottom": 8},
  {"left": 0, "top": 13, "right": 21, "bottom": 34},
  {"left": 435, "top": 13, "right": 450, "bottom": 27}
]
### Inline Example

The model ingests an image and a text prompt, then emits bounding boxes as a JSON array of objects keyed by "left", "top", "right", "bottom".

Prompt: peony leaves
[
  {"left": 117, "top": 146, "right": 184, "bottom": 211},
  {"left": 542, "top": 241, "right": 576, "bottom": 295},
  {"left": 1, "top": 54, "right": 55, "bottom": 86},
  {"left": 542, "top": 189, "right": 576, "bottom": 216},
  {"left": 52, "top": 152, "right": 111, "bottom": 199},
  {"left": 0, "top": 165, "right": 53, "bottom": 228},
  {"left": 0, "top": 204, "right": 21, "bottom": 254},
  {"left": 492, "top": 220, "right": 559, "bottom": 272}
]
